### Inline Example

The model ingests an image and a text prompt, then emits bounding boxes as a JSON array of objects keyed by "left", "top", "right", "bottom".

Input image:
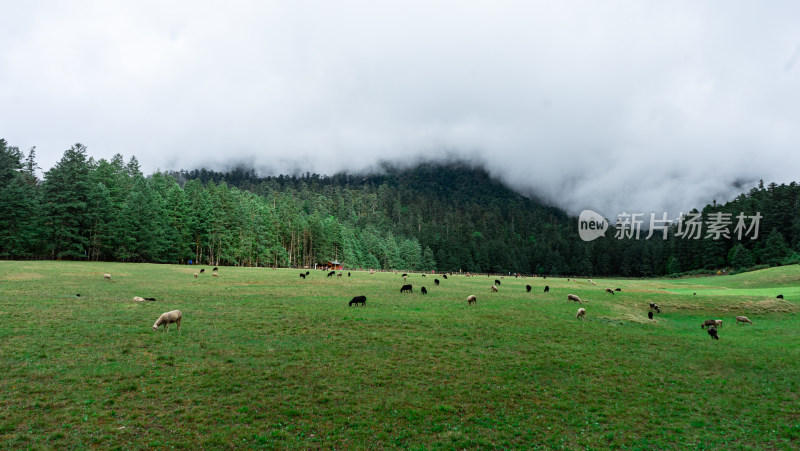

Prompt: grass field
[{"left": 1, "top": 261, "right": 799, "bottom": 449}]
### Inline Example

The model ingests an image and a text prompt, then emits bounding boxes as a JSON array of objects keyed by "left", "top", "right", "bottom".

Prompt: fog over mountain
[{"left": 2, "top": 1, "right": 799, "bottom": 218}]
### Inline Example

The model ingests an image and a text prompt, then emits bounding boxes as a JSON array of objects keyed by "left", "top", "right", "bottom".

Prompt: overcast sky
[{"left": 2, "top": 1, "right": 799, "bottom": 218}]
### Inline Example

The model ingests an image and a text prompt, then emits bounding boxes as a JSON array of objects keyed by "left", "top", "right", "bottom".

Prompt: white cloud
[{"left": 2, "top": 1, "right": 799, "bottom": 217}]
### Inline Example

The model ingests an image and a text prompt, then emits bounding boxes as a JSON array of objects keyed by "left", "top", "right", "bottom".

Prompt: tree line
[{"left": 1, "top": 139, "right": 798, "bottom": 275}]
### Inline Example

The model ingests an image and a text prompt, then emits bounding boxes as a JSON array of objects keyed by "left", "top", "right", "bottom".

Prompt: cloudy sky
[{"left": 2, "top": 1, "right": 799, "bottom": 218}]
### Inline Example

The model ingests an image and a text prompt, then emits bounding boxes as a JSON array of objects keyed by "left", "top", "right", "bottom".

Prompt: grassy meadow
[{"left": 1, "top": 261, "right": 799, "bottom": 449}]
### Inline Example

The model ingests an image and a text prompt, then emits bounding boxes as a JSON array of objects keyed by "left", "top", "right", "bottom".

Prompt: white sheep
[
  {"left": 714, "top": 319, "right": 723, "bottom": 327},
  {"left": 103, "top": 273, "right": 112, "bottom": 281},
  {"left": 467, "top": 295, "right": 477, "bottom": 305},
  {"left": 491, "top": 285, "right": 498, "bottom": 292},
  {"left": 576, "top": 308, "right": 586, "bottom": 320},
  {"left": 194, "top": 273, "right": 198, "bottom": 278},
  {"left": 567, "top": 294, "right": 582, "bottom": 303},
  {"left": 153, "top": 310, "right": 182, "bottom": 332},
  {"left": 212, "top": 272, "right": 218, "bottom": 278},
  {"left": 133, "top": 296, "right": 145, "bottom": 302}
]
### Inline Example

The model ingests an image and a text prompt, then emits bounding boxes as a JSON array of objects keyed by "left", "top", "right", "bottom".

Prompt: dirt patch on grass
[
  {"left": 2, "top": 272, "right": 44, "bottom": 281},
  {"left": 667, "top": 299, "right": 797, "bottom": 314}
]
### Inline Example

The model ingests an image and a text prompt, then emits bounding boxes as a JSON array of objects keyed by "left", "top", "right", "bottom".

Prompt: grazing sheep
[
  {"left": 401, "top": 273, "right": 408, "bottom": 278},
  {"left": 434, "top": 279, "right": 440, "bottom": 285},
  {"left": 193, "top": 273, "right": 198, "bottom": 278},
  {"left": 213, "top": 267, "right": 218, "bottom": 271},
  {"left": 422, "top": 274, "right": 427, "bottom": 277},
  {"left": 200, "top": 268, "right": 205, "bottom": 273},
  {"left": 605, "top": 288, "right": 614, "bottom": 295},
  {"left": 544, "top": 285, "right": 550, "bottom": 293},
  {"left": 144, "top": 297, "right": 157, "bottom": 301},
  {"left": 76, "top": 294, "right": 81, "bottom": 297},
  {"left": 649, "top": 303, "right": 661, "bottom": 313},
  {"left": 349, "top": 295, "right": 366, "bottom": 307},
  {"left": 615, "top": 288, "right": 621, "bottom": 292},
  {"left": 495, "top": 279, "right": 501, "bottom": 286},
  {"left": 133, "top": 296, "right": 145, "bottom": 302},
  {"left": 306, "top": 271, "right": 310, "bottom": 275},
  {"left": 567, "top": 294, "right": 582, "bottom": 303},
  {"left": 421, "top": 287, "right": 427, "bottom": 295},
  {"left": 300, "top": 273, "right": 306, "bottom": 279},
  {"left": 348, "top": 272, "right": 351, "bottom": 277},
  {"left": 736, "top": 316, "right": 752, "bottom": 325},
  {"left": 708, "top": 326, "right": 719, "bottom": 340},
  {"left": 337, "top": 273, "right": 343, "bottom": 277},
  {"left": 701, "top": 319, "right": 717, "bottom": 329},
  {"left": 648, "top": 311, "right": 653, "bottom": 319},
  {"left": 443, "top": 275, "right": 448, "bottom": 279},
  {"left": 212, "top": 272, "right": 218, "bottom": 278},
  {"left": 327, "top": 271, "right": 335, "bottom": 278},
  {"left": 777, "top": 294, "right": 784, "bottom": 299},
  {"left": 369, "top": 269, "right": 375, "bottom": 275},
  {"left": 714, "top": 319, "right": 723, "bottom": 327},
  {"left": 152, "top": 310, "right": 182, "bottom": 332},
  {"left": 491, "top": 285, "right": 498, "bottom": 292},
  {"left": 576, "top": 308, "right": 586, "bottom": 320},
  {"left": 103, "top": 273, "right": 112, "bottom": 281},
  {"left": 467, "top": 295, "right": 476, "bottom": 305},
  {"left": 400, "top": 284, "right": 413, "bottom": 293},
  {"left": 526, "top": 285, "right": 532, "bottom": 292}
]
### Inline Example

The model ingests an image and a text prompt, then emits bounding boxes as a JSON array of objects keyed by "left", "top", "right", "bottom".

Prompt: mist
[{"left": 2, "top": 1, "right": 799, "bottom": 218}]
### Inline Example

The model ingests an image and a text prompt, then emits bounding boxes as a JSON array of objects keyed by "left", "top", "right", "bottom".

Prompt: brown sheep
[
  {"left": 736, "top": 316, "right": 753, "bottom": 325},
  {"left": 567, "top": 294, "right": 582, "bottom": 303}
]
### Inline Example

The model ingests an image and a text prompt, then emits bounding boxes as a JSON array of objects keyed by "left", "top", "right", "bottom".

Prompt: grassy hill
[{"left": 1, "top": 261, "right": 798, "bottom": 448}]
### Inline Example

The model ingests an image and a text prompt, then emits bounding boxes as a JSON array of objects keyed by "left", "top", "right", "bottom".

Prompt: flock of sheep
[{"left": 102, "top": 268, "right": 769, "bottom": 339}]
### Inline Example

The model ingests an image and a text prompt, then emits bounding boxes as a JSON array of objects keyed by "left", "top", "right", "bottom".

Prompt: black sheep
[
  {"left": 349, "top": 295, "right": 366, "bottom": 307},
  {"left": 348, "top": 272, "right": 351, "bottom": 277},
  {"left": 434, "top": 279, "right": 440, "bottom": 285},
  {"left": 708, "top": 326, "right": 719, "bottom": 340},
  {"left": 213, "top": 267, "right": 218, "bottom": 271},
  {"left": 544, "top": 285, "right": 550, "bottom": 293},
  {"left": 144, "top": 297, "right": 157, "bottom": 301},
  {"left": 200, "top": 268, "right": 205, "bottom": 273},
  {"left": 615, "top": 288, "right": 621, "bottom": 292},
  {"left": 443, "top": 275, "right": 448, "bottom": 279},
  {"left": 400, "top": 284, "right": 413, "bottom": 293},
  {"left": 495, "top": 279, "right": 501, "bottom": 286},
  {"left": 421, "top": 287, "right": 427, "bottom": 295},
  {"left": 300, "top": 273, "right": 306, "bottom": 279},
  {"left": 306, "top": 271, "right": 309, "bottom": 275},
  {"left": 605, "top": 288, "right": 614, "bottom": 295},
  {"left": 777, "top": 294, "right": 784, "bottom": 299},
  {"left": 401, "top": 273, "right": 408, "bottom": 277},
  {"left": 648, "top": 311, "right": 653, "bottom": 319},
  {"left": 327, "top": 271, "right": 335, "bottom": 278},
  {"left": 526, "top": 285, "right": 532, "bottom": 292}
]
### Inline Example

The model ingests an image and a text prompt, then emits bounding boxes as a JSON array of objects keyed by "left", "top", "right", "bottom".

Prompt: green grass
[{"left": 1, "top": 262, "right": 799, "bottom": 449}]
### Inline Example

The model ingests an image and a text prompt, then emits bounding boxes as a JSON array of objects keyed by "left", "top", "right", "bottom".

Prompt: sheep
[
  {"left": 193, "top": 273, "right": 198, "bottom": 278},
  {"left": 76, "top": 294, "right": 81, "bottom": 297},
  {"left": 491, "top": 285, "right": 498, "bottom": 292},
  {"left": 401, "top": 273, "right": 408, "bottom": 278},
  {"left": 200, "top": 268, "right": 205, "bottom": 273},
  {"left": 103, "top": 273, "right": 112, "bottom": 281},
  {"left": 349, "top": 295, "right": 366, "bottom": 307},
  {"left": 443, "top": 275, "right": 448, "bottom": 279},
  {"left": 337, "top": 273, "right": 343, "bottom": 277},
  {"left": 708, "top": 326, "right": 719, "bottom": 340},
  {"left": 306, "top": 271, "right": 310, "bottom": 275},
  {"left": 421, "top": 287, "right": 427, "bottom": 295},
  {"left": 327, "top": 271, "right": 335, "bottom": 278},
  {"left": 777, "top": 294, "right": 784, "bottom": 299},
  {"left": 648, "top": 311, "right": 653, "bottom": 319},
  {"left": 300, "top": 273, "right": 306, "bottom": 279},
  {"left": 544, "top": 285, "right": 550, "bottom": 293},
  {"left": 144, "top": 297, "right": 157, "bottom": 301},
  {"left": 213, "top": 267, "right": 218, "bottom": 271},
  {"left": 526, "top": 285, "right": 532, "bottom": 292},
  {"left": 422, "top": 274, "right": 427, "bottom": 277},
  {"left": 133, "top": 296, "right": 145, "bottom": 302},
  {"left": 467, "top": 295, "right": 476, "bottom": 305},
  {"left": 369, "top": 269, "right": 375, "bottom": 275},
  {"left": 701, "top": 319, "right": 717, "bottom": 329},
  {"left": 736, "top": 316, "right": 753, "bottom": 325},
  {"left": 649, "top": 303, "right": 661, "bottom": 313},
  {"left": 495, "top": 279, "right": 501, "bottom": 286},
  {"left": 212, "top": 272, "right": 218, "bottom": 278},
  {"left": 152, "top": 310, "right": 182, "bottom": 332},
  {"left": 434, "top": 279, "right": 440, "bottom": 286},
  {"left": 348, "top": 272, "right": 351, "bottom": 277},
  {"left": 567, "top": 294, "right": 582, "bottom": 303},
  {"left": 576, "top": 308, "right": 586, "bottom": 320},
  {"left": 615, "top": 288, "right": 621, "bottom": 292},
  {"left": 400, "top": 284, "right": 413, "bottom": 293},
  {"left": 605, "top": 288, "right": 614, "bottom": 295}
]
